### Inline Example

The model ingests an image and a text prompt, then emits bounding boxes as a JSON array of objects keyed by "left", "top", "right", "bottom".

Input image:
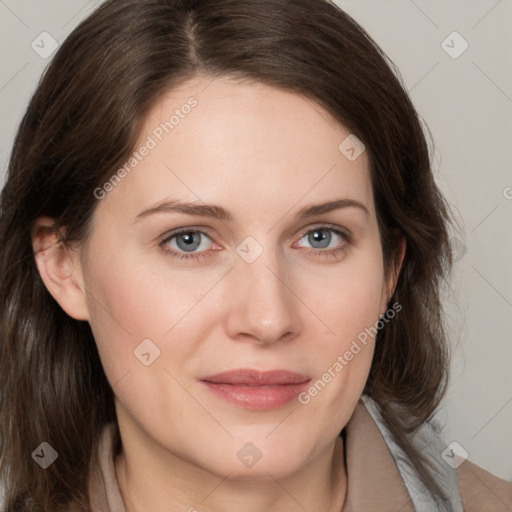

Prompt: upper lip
[{"left": 201, "top": 369, "right": 311, "bottom": 386}]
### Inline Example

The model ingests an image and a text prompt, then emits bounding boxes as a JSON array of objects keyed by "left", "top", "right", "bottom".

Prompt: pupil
[
  {"left": 309, "top": 229, "right": 331, "bottom": 249},
  {"left": 178, "top": 232, "right": 200, "bottom": 251}
]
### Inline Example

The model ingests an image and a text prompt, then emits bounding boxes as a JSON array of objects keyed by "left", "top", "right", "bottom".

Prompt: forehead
[{"left": 94, "top": 76, "right": 375, "bottom": 225}]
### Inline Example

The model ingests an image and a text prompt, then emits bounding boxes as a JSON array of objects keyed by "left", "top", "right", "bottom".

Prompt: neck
[{"left": 115, "top": 432, "right": 347, "bottom": 512}]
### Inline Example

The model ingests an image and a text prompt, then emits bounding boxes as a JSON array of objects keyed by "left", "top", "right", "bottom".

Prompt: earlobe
[{"left": 32, "top": 216, "right": 90, "bottom": 321}]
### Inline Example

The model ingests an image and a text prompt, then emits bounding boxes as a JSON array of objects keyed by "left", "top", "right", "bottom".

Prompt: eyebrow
[{"left": 133, "top": 198, "right": 370, "bottom": 223}]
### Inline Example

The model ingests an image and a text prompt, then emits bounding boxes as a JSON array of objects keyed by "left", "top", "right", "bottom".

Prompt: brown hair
[{"left": 0, "top": 0, "right": 454, "bottom": 510}]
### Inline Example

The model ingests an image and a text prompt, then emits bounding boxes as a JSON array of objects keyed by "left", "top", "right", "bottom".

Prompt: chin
[{"left": 183, "top": 434, "right": 313, "bottom": 482}]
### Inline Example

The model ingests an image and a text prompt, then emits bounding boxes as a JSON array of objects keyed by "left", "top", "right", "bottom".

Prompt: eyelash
[{"left": 159, "top": 224, "right": 350, "bottom": 262}]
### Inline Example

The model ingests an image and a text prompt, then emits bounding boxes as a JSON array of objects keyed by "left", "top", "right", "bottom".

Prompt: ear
[
  {"left": 381, "top": 236, "right": 406, "bottom": 314},
  {"left": 31, "top": 216, "right": 90, "bottom": 321}
]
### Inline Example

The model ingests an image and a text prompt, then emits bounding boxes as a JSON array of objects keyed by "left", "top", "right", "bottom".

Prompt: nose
[{"left": 224, "top": 250, "right": 301, "bottom": 346}]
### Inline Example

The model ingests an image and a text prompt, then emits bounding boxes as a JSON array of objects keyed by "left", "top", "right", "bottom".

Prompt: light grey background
[{"left": 1, "top": 0, "right": 511, "bottom": 481}]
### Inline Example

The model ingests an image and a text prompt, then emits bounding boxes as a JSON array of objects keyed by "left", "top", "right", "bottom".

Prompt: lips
[
  {"left": 202, "top": 369, "right": 311, "bottom": 386},
  {"left": 200, "top": 369, "right": 311, "bottom": 410}
]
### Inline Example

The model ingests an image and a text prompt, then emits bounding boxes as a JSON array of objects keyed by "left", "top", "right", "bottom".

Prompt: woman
[{"left": 0, "top": 0, "right": 510, "bottom": 511}]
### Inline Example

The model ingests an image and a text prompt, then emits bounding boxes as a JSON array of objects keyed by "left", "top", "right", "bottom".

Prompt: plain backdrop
[{"left": 0, "top": 0, "right": 511, "bottom": 481}]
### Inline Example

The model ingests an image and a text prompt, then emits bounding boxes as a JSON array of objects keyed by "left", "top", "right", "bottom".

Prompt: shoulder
[
  {"left": 457, "top": 459, "right": 512, "bottom": 512},
  {"left": 360, "top": 396, "right": 511, "bottom": 510}
]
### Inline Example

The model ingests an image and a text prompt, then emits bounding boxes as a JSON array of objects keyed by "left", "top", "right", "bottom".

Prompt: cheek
[
  {"left": 81, "top": 246, "right": 230, "bottom": 386},
  {"left": 297, "top": 247, "right": 386, "bottom": 344},
  {"left": 293, "top": 247, "right": 387, "bottom": 402}
]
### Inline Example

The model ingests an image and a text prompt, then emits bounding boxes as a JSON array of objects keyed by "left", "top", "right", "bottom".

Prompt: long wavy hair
[{"left": 0, "top": 0, "right": 455, "bottom": 510}]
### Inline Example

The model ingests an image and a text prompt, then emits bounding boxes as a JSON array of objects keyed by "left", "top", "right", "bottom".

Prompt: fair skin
[{"left": 32, "top": 76, "right": 404, "bottom": 512}]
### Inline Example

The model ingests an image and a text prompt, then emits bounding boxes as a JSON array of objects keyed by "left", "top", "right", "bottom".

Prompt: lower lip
[{"left": 201, "top": 381, "right": 311, "bottom": 410}]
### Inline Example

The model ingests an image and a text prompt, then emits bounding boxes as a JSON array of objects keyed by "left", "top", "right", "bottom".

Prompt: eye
[
  {"left": 294, "top": 225, "right": 349, "bottom": 258},
  {"left": 160, "top": 229, "right": 216, "bottom": 261},
  {"left": 159, "top": 224, "right": 349, "bottom": 262}
]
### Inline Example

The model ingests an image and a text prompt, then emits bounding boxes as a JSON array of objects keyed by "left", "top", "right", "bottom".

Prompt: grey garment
[{"left": 361, "top": 395, "right": 465, "bottom": 512}]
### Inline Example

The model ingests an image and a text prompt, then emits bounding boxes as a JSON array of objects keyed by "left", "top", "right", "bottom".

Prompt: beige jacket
[{"left": 88, "top": 399, "right": 512, "bottom": 511}]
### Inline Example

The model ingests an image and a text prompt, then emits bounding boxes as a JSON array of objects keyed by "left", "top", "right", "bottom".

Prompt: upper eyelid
[{"left": 295, "top": 225, "right": 347, "bottom": 241}]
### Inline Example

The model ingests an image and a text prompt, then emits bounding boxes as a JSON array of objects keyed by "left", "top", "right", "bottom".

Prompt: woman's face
[{"left": 64, "top": 76, "right": 399, "bottom": 479}]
